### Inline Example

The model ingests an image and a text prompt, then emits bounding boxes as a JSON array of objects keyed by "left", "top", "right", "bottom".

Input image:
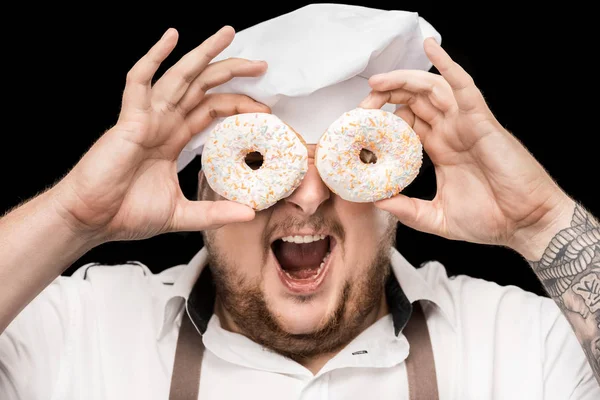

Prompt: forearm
[
  {"left": 0, "top": 187, "right": 99, "bottom": 333},
  {"left": 519, "top": 200, "right": 600, "bottom": 383}
]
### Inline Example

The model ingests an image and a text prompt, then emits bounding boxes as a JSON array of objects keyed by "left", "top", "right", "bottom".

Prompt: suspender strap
[
  {"left": 403, "top": 301, "right": 440, "bottom": 400},
  {"left": 169, "top": 311, "right": 205, "bottom": 400},
  {"left": 169, "top": 301, "right": 438, "bottom": 399}
]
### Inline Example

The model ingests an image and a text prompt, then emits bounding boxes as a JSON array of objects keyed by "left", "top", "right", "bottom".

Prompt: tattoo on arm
[{"left": 529, "top": 204, "right": 600, "bottom": 383}]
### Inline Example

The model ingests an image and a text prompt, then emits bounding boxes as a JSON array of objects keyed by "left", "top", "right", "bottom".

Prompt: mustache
[{"left": 262, "top": 214, "right": 346, "bottom": 246}]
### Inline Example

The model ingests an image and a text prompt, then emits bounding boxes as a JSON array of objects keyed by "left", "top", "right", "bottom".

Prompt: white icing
[
  {"left": 315, "top": 108, "right": 423, "bottom": 202},
  {"left": 201, "top": 113, "right": 308, "bottom": 210}
]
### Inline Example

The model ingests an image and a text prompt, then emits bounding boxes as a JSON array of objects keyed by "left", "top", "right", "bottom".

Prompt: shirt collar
[
  {"left": 388, "top": 247, "right": 456, "bottom": 330},
  {"left": 156, "top": 246, "right": 456, "bottom": 340},
  {"left": 201, "top": 312, "right": 410, "bottom": 377},
  {"left": 155, "top": 248, "right": 209, "bottom": 340}
]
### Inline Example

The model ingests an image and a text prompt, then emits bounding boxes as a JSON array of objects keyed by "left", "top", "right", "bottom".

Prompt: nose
[{"left": 284, "top": 164, "right": 331, "bottom": 215}]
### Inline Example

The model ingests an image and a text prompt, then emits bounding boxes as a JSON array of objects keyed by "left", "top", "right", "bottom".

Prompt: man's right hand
[{"left": 52, "top": 26, "right": 268, "bottom": 243}]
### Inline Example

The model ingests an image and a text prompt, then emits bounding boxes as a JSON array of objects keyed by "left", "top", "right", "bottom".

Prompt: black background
[{"left": 1, "top": 2, "right": 596, "bottom": 297}]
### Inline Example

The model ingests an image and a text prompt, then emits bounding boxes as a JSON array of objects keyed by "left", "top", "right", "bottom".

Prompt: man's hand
[
  {"left": 0, "top": 26, "right": 269, "bottom": 332},
  {"left": 359, "top": 37, "right": 572, "bottom": 260},
  {"left": 53, "top": 26, "right": 267, "bottom": 243},
  {"left": 360, "top": 37, "right": 600, "bottom": 383}
]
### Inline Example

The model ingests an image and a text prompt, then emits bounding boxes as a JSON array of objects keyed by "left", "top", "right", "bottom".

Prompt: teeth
[
  {"left": 281, "top": 234, "right": 326, "bottom": 243},
  {"left": 282, "top": 250, "right": 332, "bottom": 281},
  {"left": 322, "top": 251, "right": 331, "bottom": 265}
]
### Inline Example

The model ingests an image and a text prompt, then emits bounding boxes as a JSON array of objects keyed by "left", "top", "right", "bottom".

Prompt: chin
[
  {"left": 262, "top": 250, "right": 343, "bottom": 335},
  {"left": 261, "top": 237, "right": 346, "bottom": 334},
  {"left": 265, "top": 288, "right": 342, "bottom": 334}
]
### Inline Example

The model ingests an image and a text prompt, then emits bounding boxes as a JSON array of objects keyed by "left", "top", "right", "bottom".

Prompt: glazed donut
[
  {"left": 201, "top": 113, "right": 308, "bottom": 210},
  {"left": 315, "top": 107, "right": 423, "bottom": 202}
]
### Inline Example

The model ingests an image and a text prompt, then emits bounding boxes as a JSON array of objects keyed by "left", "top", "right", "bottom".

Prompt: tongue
[{"left": 274, "top": 239, "right": 328, "bottom": 278}]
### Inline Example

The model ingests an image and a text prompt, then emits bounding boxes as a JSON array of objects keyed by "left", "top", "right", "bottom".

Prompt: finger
[
  {"left": 375, "top": 194, "right": 445, "bottom": 237},
  {"left": 152, "top": 25, "right": 236, "bottom": 114},
  {"left": 120, "top": 28, "right": 179, "bottom": 116},
  {"left": 186, "top": 93, "right": 271, "bottom": 133},
  {"left": 368, "top": 70, "right": 456, "bottom": 114},
  {"left": 171, "top": 199, "right": 255, "bottom": 231},
  {"left": 358, "top": 90, "right": 389, "bottom": 109},
  {"left": 360, "top": 89, "right": 442, "bottom": 126},
  {"left": 393, "top": 104, "right": 416, "bottom": 126},
  {"left": 178, "top": 58, "right": 268, "bottom": 114},
  {"left": 394, "top": 109, "right": 432, "bottom": 144},
  {"left": 358, "top": 90, "right": 433, "bottom": 146},
  {"left": 423, "top": 37, "right": 484, "bottom": 113}
]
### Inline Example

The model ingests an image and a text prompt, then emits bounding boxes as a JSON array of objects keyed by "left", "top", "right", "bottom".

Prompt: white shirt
[{"left": 1, "top": 247, "right": 598, "bottom": 399}]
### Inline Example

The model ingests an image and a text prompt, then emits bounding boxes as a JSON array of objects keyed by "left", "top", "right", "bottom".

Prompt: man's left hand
[{"left": 359, "top": 37, "right": 573, "bottom": 260}]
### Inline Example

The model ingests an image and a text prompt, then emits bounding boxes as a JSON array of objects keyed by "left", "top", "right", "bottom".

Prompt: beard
[{"left": 204, "top": 218, "right": 396, "bottom": 362}]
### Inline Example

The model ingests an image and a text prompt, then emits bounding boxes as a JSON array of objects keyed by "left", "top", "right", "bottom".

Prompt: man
[{"left": 1, "top": 4, "right": 599, "bottom": 399}]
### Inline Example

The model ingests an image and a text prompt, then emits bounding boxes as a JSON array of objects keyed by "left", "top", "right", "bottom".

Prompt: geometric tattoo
[{"left": 530, "top": 203, "right": 600, "bottom": 382}]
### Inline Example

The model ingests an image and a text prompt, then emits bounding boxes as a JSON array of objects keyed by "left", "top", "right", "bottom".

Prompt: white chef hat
[{"left": 176, "top": 3, "right": 441, "bottom": 172}]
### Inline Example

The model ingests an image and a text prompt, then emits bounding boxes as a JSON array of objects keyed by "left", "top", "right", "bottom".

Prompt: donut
[
  {"left": 315, "top": 107, "right": 423, "bottom": 202},
  {"left": 201, "top": 112, "right": 308, "bottom": 210}
]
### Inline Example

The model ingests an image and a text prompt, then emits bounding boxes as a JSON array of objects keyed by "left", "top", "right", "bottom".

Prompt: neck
[{"left": 214, "top": 293, "right": 389, "bottom": 375}]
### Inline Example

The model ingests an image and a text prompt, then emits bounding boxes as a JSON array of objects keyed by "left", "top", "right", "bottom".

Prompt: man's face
[{"left": 200, "top": 144, "right": 397, "bottom": 360}]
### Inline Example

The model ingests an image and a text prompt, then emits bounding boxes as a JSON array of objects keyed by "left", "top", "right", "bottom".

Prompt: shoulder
[
  {"left": 416, "top": 261, "right": 600, "bottom": 395},
  {"left": 418, "top": 259, "right": 553, "bottom": 308},
  {"left": 8, "top": 261, "right": 184, "bottom": 332},
  {"left": 64, "top": 261, "right": 185, "bottom": 316},
  {"left": 63, "top": 260, "right": 187, "bottom": 299},
  {"left": 69, "top": 260, "right": 182, "bottom": 284},
  {"left": 416, "top": 260, "right": 562, "bottom": 336}
]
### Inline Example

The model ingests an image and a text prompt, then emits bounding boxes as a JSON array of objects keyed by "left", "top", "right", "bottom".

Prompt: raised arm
[
  {"left": 0, "top": 26, "right": 265, "bottom": 333},
  {"left": 528, "top": 203, "right": 600, "bottom": 379},
  {"left": 359, "top": 37, "right": 599, "bottom": 384}
]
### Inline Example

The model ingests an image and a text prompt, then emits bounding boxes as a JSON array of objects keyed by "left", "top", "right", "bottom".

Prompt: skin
[
  {"left": 0, "top": 27, "right": 597, "bottom": 382},
  {"left": 358, "top": 38, "right": 598, "bottom": 382},
  {"left": 199, "top": 144, "right": 395, "bottom": 373},
  {"left": 0, "top": 26, "right": 265, "bottom": 332}
]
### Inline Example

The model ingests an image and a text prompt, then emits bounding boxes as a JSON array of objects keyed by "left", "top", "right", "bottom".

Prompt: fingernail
[
  {"left": 257, "top": 101, "right": 270, "bottom": 109},
  {"left": 426, "top": 36, "right": 440, "bottom": 45},
  {"left": 370, "top": 73, "right": 385, "bottom": 83},
  {"left": 162, "top": 28, "right": 173, "bottom": 39},
  {"left": 219, "top": 25, "right": 235, "bottom": 34}
]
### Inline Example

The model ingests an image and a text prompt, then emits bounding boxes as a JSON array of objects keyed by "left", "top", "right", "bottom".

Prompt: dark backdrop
[{"left": 1, "top": 2, "right": 596, "bottom": 297}]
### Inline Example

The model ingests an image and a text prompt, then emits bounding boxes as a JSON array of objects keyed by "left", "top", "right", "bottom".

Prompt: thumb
[
  {"left": 171, "top": 199, "right": 255, "bottom": 232},
  {"left": 375, "top": 194, "right": 444, "bottom": 237}
]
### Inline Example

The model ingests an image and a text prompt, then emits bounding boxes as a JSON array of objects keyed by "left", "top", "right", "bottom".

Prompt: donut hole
[
  {"left": 359, "top": 148, "right": 378, "bottom": 164},
  {"left": 244, "top": 151, "right": 264, "bottom": 170}
]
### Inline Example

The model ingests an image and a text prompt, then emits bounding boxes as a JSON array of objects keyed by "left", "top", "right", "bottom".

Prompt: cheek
[
  {"left": 209, "top": 219, "right": 269, "bottom": 278},
  {"left": 338, "top": 202, "right": 393, "bottom": 272}
]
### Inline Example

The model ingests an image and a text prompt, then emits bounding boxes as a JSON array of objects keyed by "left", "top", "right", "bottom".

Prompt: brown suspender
[
  {"left": 168, "top": 310, "right": 205, "bottom": 400},
  {"left": 402, "top": 302, "right": 440, "bottom": 400},
  {"left": 169, "top": 301, "right": 439, "bottom": 399}
]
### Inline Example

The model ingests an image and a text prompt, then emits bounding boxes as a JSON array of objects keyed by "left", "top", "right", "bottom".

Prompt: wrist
[
  {"left": 0, "top": 187, "right": 100, "bottom": 279},
  {"left": 0, "top": 183, "right": 101, "bottom": 332},
  {"left": 508, "top": 193, "right": 576, "bottom": 261},
  {"left": 46, "top": 183, "right": 109, "bottom": 248}
]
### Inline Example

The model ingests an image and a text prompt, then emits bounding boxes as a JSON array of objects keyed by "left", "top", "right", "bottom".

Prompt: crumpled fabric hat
[{"left": 176, "top": 3, "right": 441, "bottom": 172}]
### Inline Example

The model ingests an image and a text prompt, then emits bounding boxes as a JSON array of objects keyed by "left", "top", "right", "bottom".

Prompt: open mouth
[{"left": 271, "top": 234, "right": 336, "bottom": 294}]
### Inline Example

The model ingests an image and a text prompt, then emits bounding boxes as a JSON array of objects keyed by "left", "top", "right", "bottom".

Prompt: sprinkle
[
  {"left": 315, "top": 108, "right": 423, "bottom": 203},
  {"left": 201, "top": 113, "right": 308, "bottom": 210}
]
